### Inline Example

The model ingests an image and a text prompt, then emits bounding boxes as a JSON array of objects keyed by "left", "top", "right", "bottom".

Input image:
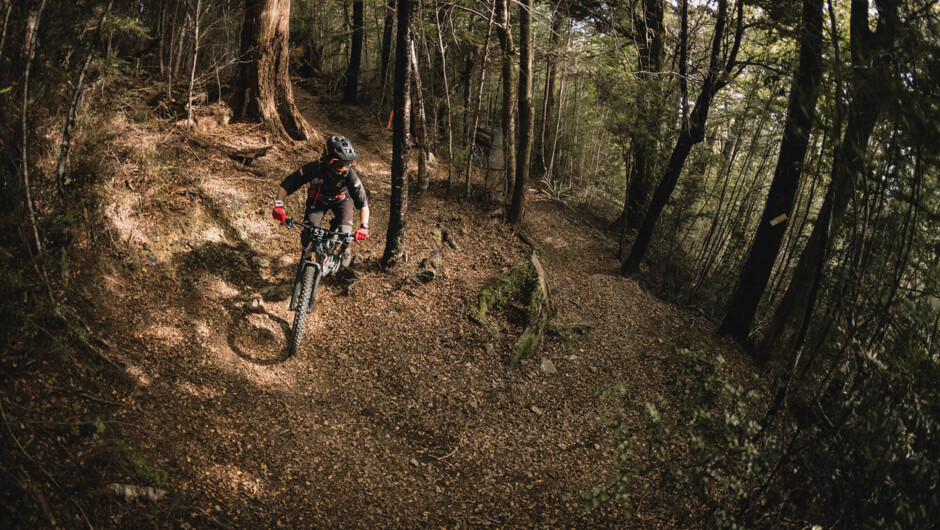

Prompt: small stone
[
  {"left": 278, "top": 255, "right": 294, "bottom": 267},
  {"left": 567, "top": 354, "right": 579, "bottom": 361},
  {"left": 146, "top": 253, "right": 158, "bottom": 263},
  {"left": 540, "top": 358, "right": 557, "bottom": 375},
  {"left": 435, "top": 485, "right": 443, "bottom": 494},
  {"left": 410, "top": 458, "right": 419, "bottom": 467},
  {"left": 248, "top": 297, "right": 265, "bottom": 312},
  {"left": 485, "top": 343, "right": 495, "bottom": 355},
  {"left": 531, "top": 405, "right": 544, "bottom": 416}
]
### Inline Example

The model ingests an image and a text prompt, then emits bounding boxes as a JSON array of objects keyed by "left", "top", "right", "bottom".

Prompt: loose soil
[{"left": 1, "top": 83, "right": 749, "bottom": 527}]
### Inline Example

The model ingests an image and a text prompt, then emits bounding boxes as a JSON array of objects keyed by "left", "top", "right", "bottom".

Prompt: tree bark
[
  {"left": 187, "top": 0, "right": 202, "bottom": 127},
  {"left": 507, "top": 0, "right": 534, "bottom": 224},
  {"left": 495, "top": 0, "right": 515, "bottom": 197},
  {"left": 22, "top": 0, "right": 45, "bottom": 254},
  {"left": 343, "top": 0, "right": 363, "bottom": 104},
  {"left": 0, "top": 0, "right": 12, "bottom": 61},
  {"left": 621, "top": 0, "right": 744, "bottom": 274},
  {"left": 57, "top": 0, "right": 114, "bottom": 193},
  {"left": 719, "top": 0, "right": 823, "bottom": 345},
  {"left": 229, "top": 0, "right": 311, "bottom": 141},
  {"left": 379, "top": 0, "right": 396, "bottom": 108},
  {"left": 463, "top": 3, "right": 496, "bottom": 198},
  {"left": 433, "top": 0, "right": 455, "bottom": 185},
  {"left": 382, "top": 0, "right": 412, "bottom": 266},
  {"left": 410, "top": 35, "right": 430, "bottom": 191},
  {"left": 621, "top": 0, "right": 666, "bottom": 232},
  {"left": 537, "top": 3, "right": 564, "bottom": 175},
  {"left": 759, "top": 0, "right": 899, "bottom": 365}
]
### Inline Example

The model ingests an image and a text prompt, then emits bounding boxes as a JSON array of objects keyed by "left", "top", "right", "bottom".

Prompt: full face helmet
[{"left": 323, "top": 135, "right": 359, "bottom": 179}]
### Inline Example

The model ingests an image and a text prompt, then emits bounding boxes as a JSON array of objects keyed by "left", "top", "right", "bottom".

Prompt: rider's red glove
[
  {"left": 272, "top": 201, "right": 286, "bottom": 225},
  {"left": 355, "top": 225, "right": 369, "bottom": 241}
]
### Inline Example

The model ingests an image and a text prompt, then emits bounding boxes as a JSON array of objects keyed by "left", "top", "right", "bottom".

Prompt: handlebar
[{"left": 285, "top": 218, "right": 355, "bottom": 243}]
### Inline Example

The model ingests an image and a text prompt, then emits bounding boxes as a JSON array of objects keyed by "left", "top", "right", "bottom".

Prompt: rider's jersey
[{"left": 281, "top": 161, "right": 368, "bottom": 211}]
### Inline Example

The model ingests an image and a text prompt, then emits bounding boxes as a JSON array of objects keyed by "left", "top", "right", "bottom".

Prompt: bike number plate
[{"left": 310, "top": 227, "right": 340, "bottom": 242}]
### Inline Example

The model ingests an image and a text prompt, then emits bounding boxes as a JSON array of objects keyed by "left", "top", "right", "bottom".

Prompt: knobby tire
[{"left": 289, "top": 265, "right": 320, "bottom": 356}]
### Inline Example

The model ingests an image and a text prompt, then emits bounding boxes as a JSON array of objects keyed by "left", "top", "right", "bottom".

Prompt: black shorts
[{"left": 302, "top": 199, "right": 354, "bottom": 248}]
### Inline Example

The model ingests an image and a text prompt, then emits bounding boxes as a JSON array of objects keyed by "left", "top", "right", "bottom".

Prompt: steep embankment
[{"left": 7, "top": 84, "right": 747, "bottom": 527}]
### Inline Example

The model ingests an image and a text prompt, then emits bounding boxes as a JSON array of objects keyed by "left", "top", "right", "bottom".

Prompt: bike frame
[{"left": 286, "top": 218, "right": 354, "bottom": 313}]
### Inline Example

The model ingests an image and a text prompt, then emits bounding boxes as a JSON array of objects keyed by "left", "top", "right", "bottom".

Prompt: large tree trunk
[
  {"left": 719, "top": 0, "right": 823, "bottom": 346},
  {"left": 343, "top": 0, "right": 363, "bottom": 104},
  {"left": 621, "top": 0, "right": 743, "bottom": 274},
  {"left": 382, "top": 0, "right": 412, "bottom": 266},
  {"left": 229, "top": 0, "right": 311, "bottom": 141},
  {"left": 495, "top": 0, "right": 515, "bottom": 196},
  {"left": 759, "top": 0, "right": 899, "bottom": 365},
  {"left": 507, "top": 0, "right": 534, "bottom": 224}
]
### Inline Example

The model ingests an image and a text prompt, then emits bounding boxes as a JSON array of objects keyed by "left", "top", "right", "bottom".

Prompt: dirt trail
[{"left": 44, "top": 85, "right": 743, "bottom": 527}]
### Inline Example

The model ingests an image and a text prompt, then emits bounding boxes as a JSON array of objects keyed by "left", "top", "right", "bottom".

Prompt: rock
[
  {"left": 540, "top": 358, "right": 557, "bottom": 375},
  {"left": 146, "top": 253, "right": 158, "bottom": 263},
  {"left": 531, "top": 405, "right": 544, "bottom": 416},
  {"left": 278, "top": 255, "right": 295, "bottom": 267},
  {"left": 410, "top": 458, "right": 420, "bottom": 467},
  {"left": 106, "top": 484, "right": 167, "bottom": 502},
  {"left": 248, "top": 297, "right": 265, "bottom": 313},
  {"left": 485, "top": 343, "right": 495, "bottom": 355}
]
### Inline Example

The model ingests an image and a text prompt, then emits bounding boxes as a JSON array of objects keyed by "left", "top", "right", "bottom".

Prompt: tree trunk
[
  {"left": 621, "top": 0, "right": 666, "bottom": 231},
  {"left": 759, "top": 0, "right": 900, "bottom": 365},
  {"left": 537, "top": 4, "right": 564, "bottom": 175},
  {"left": 410, "top": 36, "right": 430, "bottom": 191},
  {"left": 433, "top": 0, "right": 454, "bottom": 185},
  {"left": 379, "top": 0, "right": 396, "bottom": 108},
  {"left": 621, "top": 0, "right": 743, "bottom": 274},
  {"left": 187, "top": 0, "right": 202, "bottom": 127},
  {"left": 22, "top": 0, "right": 45, "bottom": 254},
  {"left": 507, "top": 0, "right": 534, "bottom": 224},
  {"left": 382, "top": 0, "right": 412, "bottom": 266},
  {"left": 229, "top": 0, "right": 311, "bottom": 141},
  {"left": 463, "top": 4, "right": 496, "bottom": 198},
  {"left": 343, "top": 0, "right": 363, "bottom": 104},
  {"left": 57, "top": 0, "right": 114, "bottom": 193},
  {"left": 495, "top": 0, "right": 515, "bottom": 197},
  {"left": 0, "top": 0, "right": 12, "bottom": 61},
  {"left": 719, "top": 0, "right": 823, "bottom": 345}
]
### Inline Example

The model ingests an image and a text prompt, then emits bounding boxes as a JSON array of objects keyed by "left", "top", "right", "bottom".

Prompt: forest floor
[{"left": 1, "top": 82, "right": 750, "bottom": 527}]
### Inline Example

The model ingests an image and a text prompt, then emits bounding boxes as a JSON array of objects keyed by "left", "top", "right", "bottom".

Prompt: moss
[
  {"left": 114, "top": 440, "right": 169, "bottom": 486},
  {"left": 469, "top": 260, "right": 537, "bottom": 335},
  {"left": 510, "top": 329, "right": 543, "bottom": 367},
  {"left": 471, "top": 256, "right": 549, "bottom": 366}
]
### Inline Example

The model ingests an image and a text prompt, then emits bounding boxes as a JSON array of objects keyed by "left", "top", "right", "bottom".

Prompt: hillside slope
[{"left": 2, "top": 84, "right": 747, "bottom": 527}]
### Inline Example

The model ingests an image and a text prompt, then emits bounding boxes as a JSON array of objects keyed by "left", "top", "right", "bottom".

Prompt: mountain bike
[{"left": 284, "top": 217, "right": 355, "bottom": 356}]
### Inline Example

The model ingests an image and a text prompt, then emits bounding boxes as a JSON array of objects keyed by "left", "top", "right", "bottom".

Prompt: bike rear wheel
[{"left": 289, "top": 265, "right": 321, "bottom": 356}]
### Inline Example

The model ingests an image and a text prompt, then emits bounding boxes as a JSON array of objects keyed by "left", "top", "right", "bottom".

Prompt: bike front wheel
[{"left": 289, "top": 265, "right": 321, "bottom": 356}]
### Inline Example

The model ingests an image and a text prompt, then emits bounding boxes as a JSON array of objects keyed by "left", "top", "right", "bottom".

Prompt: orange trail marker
[{"left": 387, "top": 111, "right": 394, "bottom": 129}]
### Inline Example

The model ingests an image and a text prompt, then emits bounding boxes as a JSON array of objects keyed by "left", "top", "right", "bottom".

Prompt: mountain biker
[{"left": 272, "top": 135, "right": 370, "bottom": 262}]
